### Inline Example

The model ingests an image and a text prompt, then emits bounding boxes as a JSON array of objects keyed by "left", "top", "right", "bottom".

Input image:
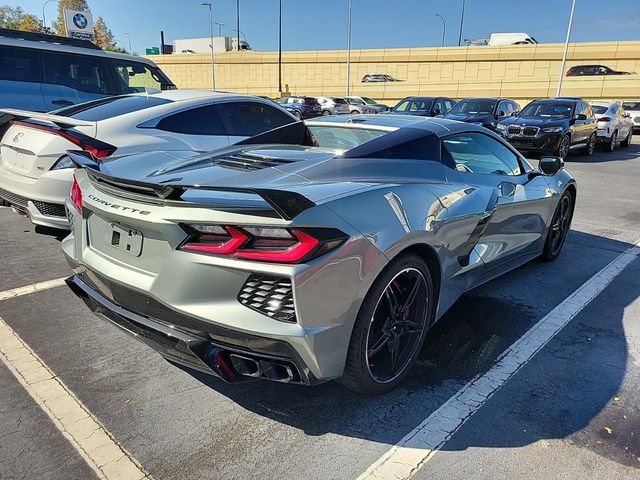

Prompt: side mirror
[
  {"left": 539, "top": 156, "right": 564, "bottom": 175},
  {"left": 432, "top": 108, "right": 441, "bottom": 115},
  {"left": 574, "top": 113, "right": 587, "bottom": 121},
  {"left": 497, "top": 110, "right": 506, "bottom": 117}
]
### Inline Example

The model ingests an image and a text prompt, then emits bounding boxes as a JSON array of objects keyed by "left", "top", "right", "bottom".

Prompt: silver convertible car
[{"left": 62, "top": 115, "right": 576, "bottom": 394}]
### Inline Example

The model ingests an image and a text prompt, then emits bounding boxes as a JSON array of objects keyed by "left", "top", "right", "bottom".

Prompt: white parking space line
[
  {"left": 0, "top": 317, "right": 149, "bottom": 480},
  {"left": 0, "top": 277, "right": 68, "bottom": 302},
  {"left": 359, "top": 240, "right": 640, "bottom": 480}
]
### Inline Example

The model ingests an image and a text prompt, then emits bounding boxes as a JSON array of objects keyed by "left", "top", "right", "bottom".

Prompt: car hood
[
  {"left": 442, "top": 113, "right": 494, "bottom": 123},
  {"left": 499, "top": 116, "right": 568, "bottom": 127}
]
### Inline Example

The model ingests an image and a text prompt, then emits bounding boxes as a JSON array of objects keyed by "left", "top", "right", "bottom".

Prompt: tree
[
  {"left": 51, "top": 0, "right": 90, "bottom": 36},
  {"left": 94, "top": 16, "right": 116, "bottom": 50},
  {"left": 18, "top": 14, "right": 45, "bottom": 33}
]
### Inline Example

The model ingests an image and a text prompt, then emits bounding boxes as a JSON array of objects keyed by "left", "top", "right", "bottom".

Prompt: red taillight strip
[
  {"left": 181, "top": 226, "right": 249, "bottom": 254},
  {"left": 70, "top": 175, "right": 82, "bottom": 212},
  {"left": 234, "top": 230, "right": 319, "bottom": 263},
  {"left": 10, "top": 120, "right": 115, "bottom": 158}
]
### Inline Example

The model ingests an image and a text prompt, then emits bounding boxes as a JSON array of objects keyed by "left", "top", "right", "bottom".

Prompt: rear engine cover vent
[
  {"left": 214, "top": 153, "right": 294, "bottom": 171},
  {"left": 238, "top": 275, "right": 296, "bottom": 322}
]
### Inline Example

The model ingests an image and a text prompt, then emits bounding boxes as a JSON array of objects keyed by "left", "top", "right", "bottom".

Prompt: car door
[
  {"left": 571, "top": 102, "right": 590, "bottom": 143},
  {"left": 442, "top": 132, "right": 552, "bottom": 272},
  {"left": 495, "top": 100, "right": 511, "bottom": 122},
  {"left": 41, "top": 52, "right": 114, "bottom": 110}
]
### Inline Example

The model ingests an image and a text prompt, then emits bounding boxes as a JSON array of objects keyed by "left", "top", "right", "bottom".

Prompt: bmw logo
[{"left": 72, "top": 13, "right": 88, "bottom": 29}]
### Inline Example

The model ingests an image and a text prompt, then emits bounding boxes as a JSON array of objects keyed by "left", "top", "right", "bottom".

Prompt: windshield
[
  {"left": 332, "top": 98, "right": 348, "bottom": 104},
  {"left": 307, "top": 125, "right": 389, "bottom": 150},
  {"left": 56, "top": 95, "right": 172, "bottom": 121},
  {"left": 362, "top": 97, "right": 377, "bottom": 105},
  {"left": 449, "top": 99, "right": 496, "bottom": 115},
  {"left": 622, "top": 102, "right": 640, "bottom": 110},
  {"left": 392, "top": 98, "right": 433, "bottom": 113},
  {"left": 591, "top": 105, "right": 609, "bottom": 115},
  {"left": 347, "top": 98, "right": 365, "bottom": 105},
  {"left": 519, "top": 102, "right": 573, "bottom": 119}
]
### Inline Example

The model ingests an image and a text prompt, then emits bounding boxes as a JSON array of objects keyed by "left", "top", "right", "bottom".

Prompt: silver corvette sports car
[{"left": 63, "top": 116, "right": 576, "bottom": 394}]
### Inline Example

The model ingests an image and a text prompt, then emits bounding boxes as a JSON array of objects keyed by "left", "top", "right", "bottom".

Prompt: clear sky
[{"left": 7, "top": 0, "right": 640, "bottom": 54}]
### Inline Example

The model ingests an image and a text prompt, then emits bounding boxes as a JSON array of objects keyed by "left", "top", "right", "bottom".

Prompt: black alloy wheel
[
  {"left": 292, "top": 109, "right": 302, "bottom": 119},
  {"left": 584, "top": 132, "right": 597, "bottom": 155},
  {"left": 366, "top": 268, "right": 428, "bottom": 383},
  {"left": 607, "top": 131, "right": 617, "bottom": 152},
  {"left": 557, "top": 135, "right": 571, "bottom": 160},
  {"left": 340, "top": 253, "right": 434, "bottom": 394},
  {"left": 621, "top": 129, "right": 632, "bottom": 148},
  {"left": 541, "top": 192, "right": 573, "bottom": 261},
  {"left": 322, "top": 110, "right": 331, "bottom": 116}
]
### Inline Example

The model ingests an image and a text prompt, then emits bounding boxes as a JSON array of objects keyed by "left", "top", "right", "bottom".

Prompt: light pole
[
  {"left": 123, "top": 32, "right": 132, "bottom": 55},
  {"left": 556, "top": 0, "right": 577, "bottom": 97},
  {"left": 346, "top": 0, "right": 352, "bottom": 96},
  {"left": 435, "top": 13, "right": 446, "bottom": 47},
  {"left": 278, "top": 0, "right": 282, "bottom": 94},
  {"left": 215, "top": 22, "right": 224, "bottom": 37},
  {"left": 42, "top": 0, "right": 58, "bottom": 30},
  {"left": 236, "top": 0, "right": 240, "bottom": 51},
  {"left": 457, "top": 0, "right": 466, "bottom": 47},
  {"left": 201, "top": 2, "right": 216, "bottom": 90}
]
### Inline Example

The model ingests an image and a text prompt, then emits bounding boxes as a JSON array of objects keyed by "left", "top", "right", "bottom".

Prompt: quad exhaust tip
[{"left": 229, "top": 353, "right": 294, "bottom": 383}]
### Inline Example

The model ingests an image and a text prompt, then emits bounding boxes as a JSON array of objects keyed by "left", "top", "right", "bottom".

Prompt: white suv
[
  {"left": 0, "top": 91, "right": 296, "bottom": 229},
  {"left": 0, "top": 28, "right": 175, "bottom": 112},
  {"left": 590, "top": 101, "right": 634, "bottom": 151}
]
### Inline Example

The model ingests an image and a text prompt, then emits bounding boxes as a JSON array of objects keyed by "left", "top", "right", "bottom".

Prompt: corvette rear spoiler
[
  {"left": 67, "top": 150, "right": 316, "bottom": 220},
  {"left": 0, "top": 108, "right": 94, "bottom": 128}
]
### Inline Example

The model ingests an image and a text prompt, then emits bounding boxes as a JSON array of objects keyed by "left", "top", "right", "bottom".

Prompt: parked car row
[
  {"left": 382, "top": 95, "right": 635, "bottom": 159},
  {"left": 276, "top": 95, "right": 389, "bottom": 118}
]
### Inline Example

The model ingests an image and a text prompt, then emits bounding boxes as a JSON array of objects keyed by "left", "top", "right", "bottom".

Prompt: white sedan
[
  {"left": 590, "top": 101, "right": 634, "bottom": 151},
  {"left": 0, "top": 90, "right": 296, "bottom": 229}
]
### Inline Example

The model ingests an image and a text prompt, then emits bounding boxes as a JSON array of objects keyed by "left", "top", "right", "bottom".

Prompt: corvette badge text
[{"left": 87, "top": 194, "right": 151, "bottom": 215}]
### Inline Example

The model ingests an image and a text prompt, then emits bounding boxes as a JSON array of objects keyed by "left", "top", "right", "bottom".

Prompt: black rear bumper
[{"left": 66, "top": 272, "right": 318, "bottom": 385}]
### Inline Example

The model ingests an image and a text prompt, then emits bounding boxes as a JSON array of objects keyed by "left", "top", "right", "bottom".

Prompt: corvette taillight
[
  {"left": 70, "top": 175, "right": 82, "bottom": 212},
  {"left": 179, "top": 224, "right": 346, "bottom": 263}
]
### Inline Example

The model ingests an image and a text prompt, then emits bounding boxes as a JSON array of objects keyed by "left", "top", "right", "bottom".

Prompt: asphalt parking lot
[{"left": 1, "top": 139, "right": 640, "bottom": 480}]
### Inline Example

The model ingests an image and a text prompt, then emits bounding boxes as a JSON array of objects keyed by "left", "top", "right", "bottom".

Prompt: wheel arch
[{"left": 389, "top": 243, "right": 442, "bottom": 321}]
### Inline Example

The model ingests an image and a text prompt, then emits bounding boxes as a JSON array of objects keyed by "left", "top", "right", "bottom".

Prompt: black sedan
[
  {"left": 439, "top": 97, "right": 520, "bottom": 130},
  {"left": 386, "top": 96, "right": 456, "bottom": 117}
]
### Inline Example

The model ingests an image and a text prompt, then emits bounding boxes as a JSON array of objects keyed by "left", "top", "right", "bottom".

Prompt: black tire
[
  {"left": 340, "top": 253, "right": 435, "bottom": 395},
  {"left": 541, "top": 191, "right": 574, "bottom": 261},
  {"left": 321, "top": 110, "right": 331, "bottom": 116},
  {"left": 621, "top": 129, "right": 632, "bottom": 148},
  {"left": 555, "top": 135, "right": 571, "bottom": 160},
  {"left": 350, "top": 110, "right": 360, "bottom": 114},
  {"left": 582, "top": 132, "right": 596, "bottom": 156},
  {"left": 606, "top": 131, "right": 617, "bottom": 152}
]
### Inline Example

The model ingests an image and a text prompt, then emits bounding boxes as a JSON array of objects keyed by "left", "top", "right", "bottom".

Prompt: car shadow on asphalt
[
  {"left": 565, "top": 142, "right": 640, "bottom": 163},
  {"left": 175, "top": 231, "right": 636, "bottom": 460}
]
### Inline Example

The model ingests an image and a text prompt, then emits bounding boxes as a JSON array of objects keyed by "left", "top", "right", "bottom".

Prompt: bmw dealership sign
[{"left": 63, "top": 9, "right": 95, "bottom": 41}]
